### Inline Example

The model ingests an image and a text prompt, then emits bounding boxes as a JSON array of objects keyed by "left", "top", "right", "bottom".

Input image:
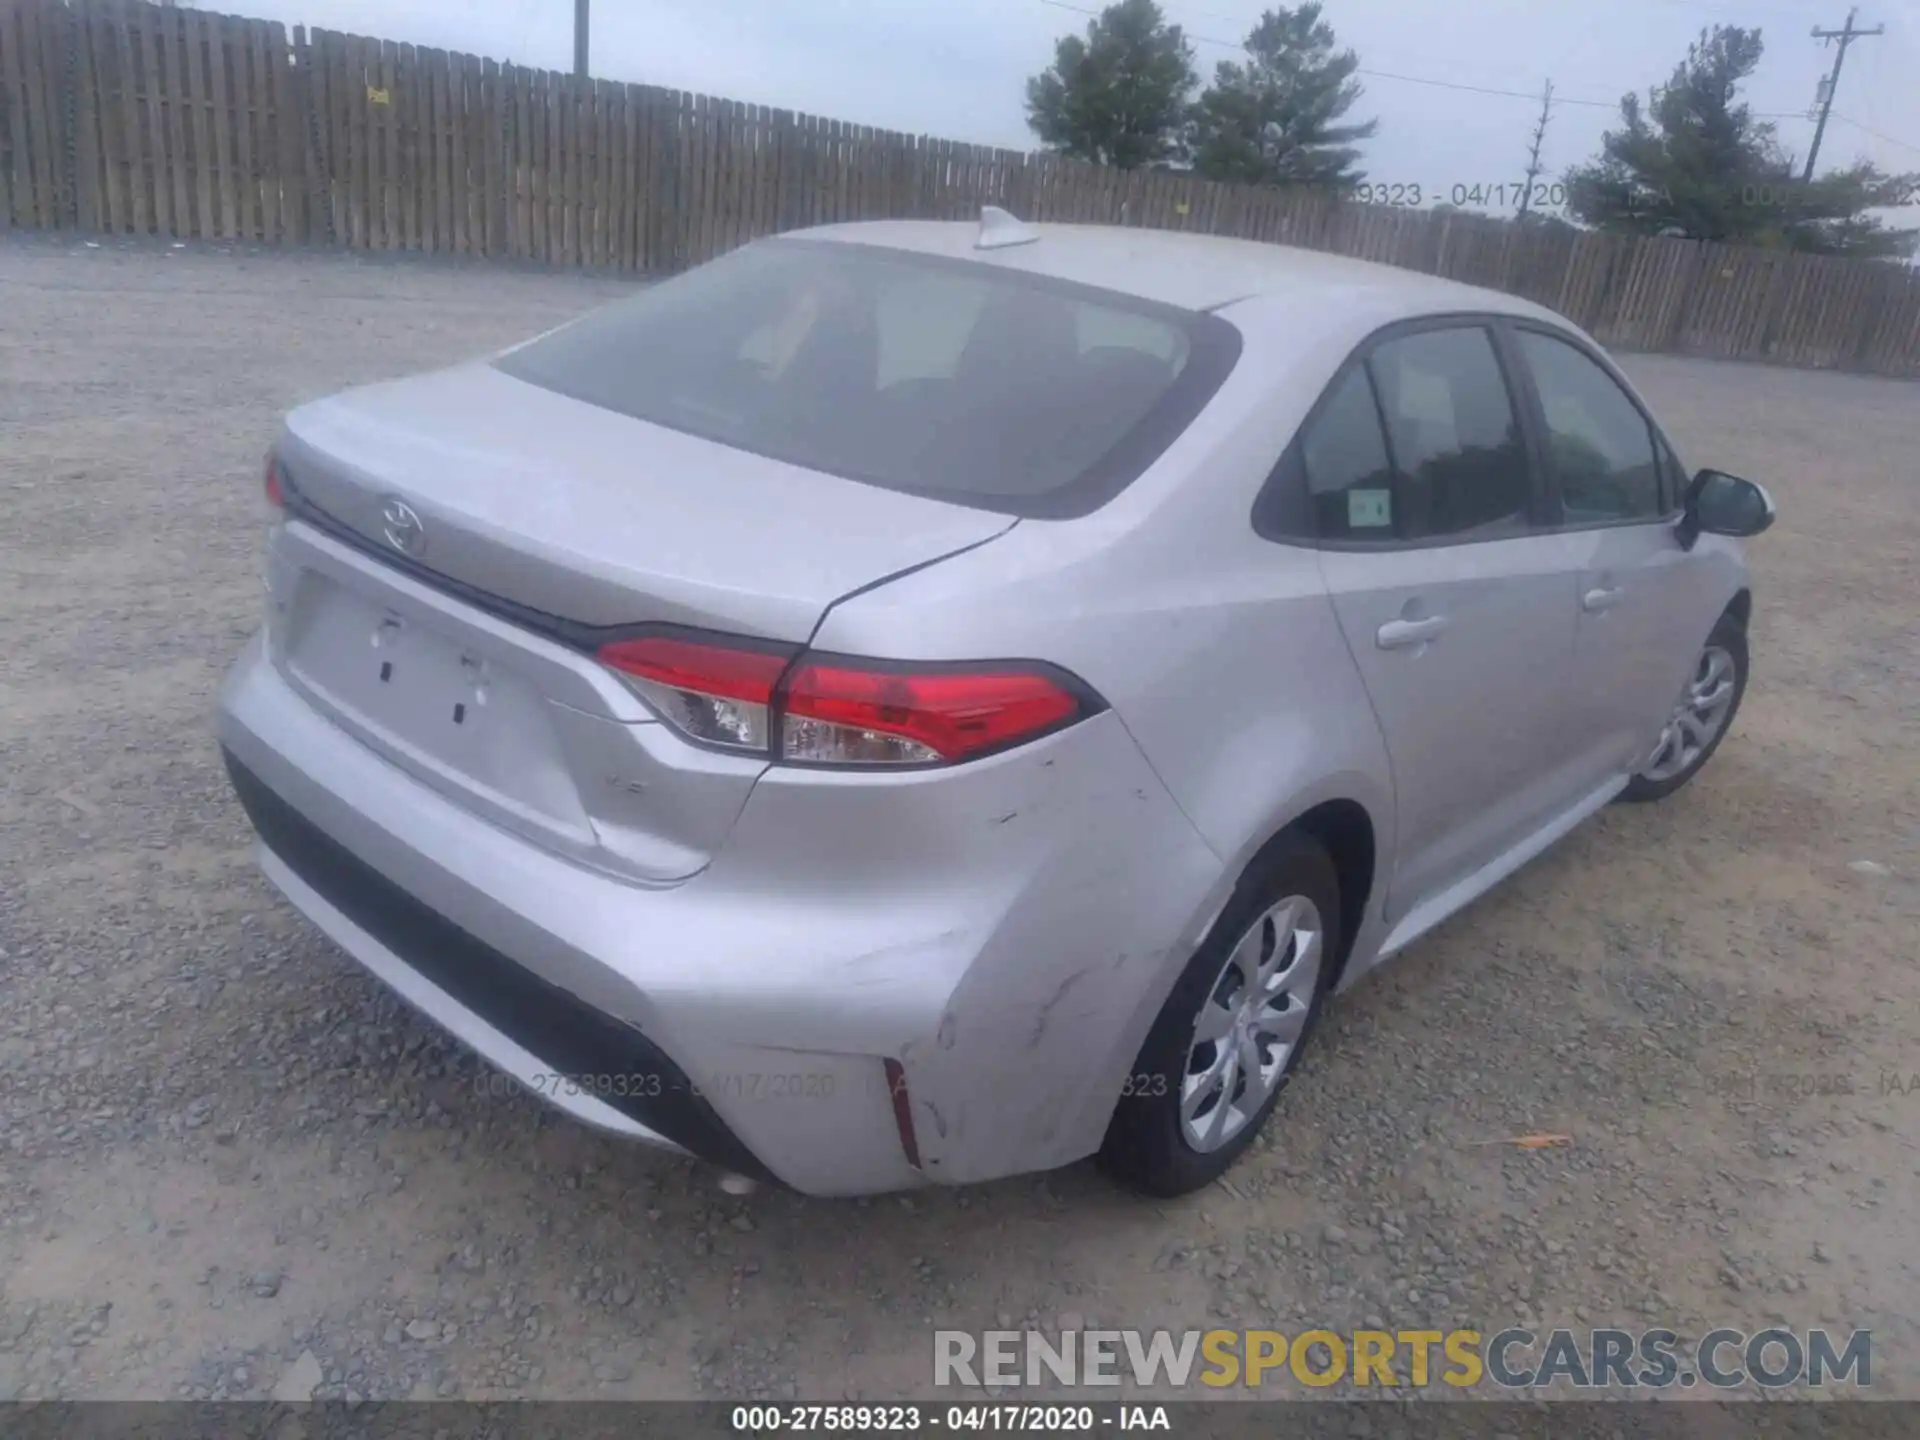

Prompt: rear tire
[
  {"left": 1619, "top": 611, "right": 1749, "bottom": 804},
  {"left": 1099, "top": 832, "right": 1340, "bottom": 1198}
]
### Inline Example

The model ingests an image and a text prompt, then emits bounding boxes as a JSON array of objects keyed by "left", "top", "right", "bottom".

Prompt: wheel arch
[
  {"left": 1725, "top": 587, "right": 1752, "bottom": 629},
  {"left": 1238, "top": 797, "right": 1378, "bottom": 993},
  {"left": 1094, "top": 793, "right": 1382, "bottom": 1193}
]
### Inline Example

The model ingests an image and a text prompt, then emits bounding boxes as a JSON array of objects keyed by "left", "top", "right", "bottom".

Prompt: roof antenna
[{"left": 975, "top": 206, "right": 1040, "bottom": 251}]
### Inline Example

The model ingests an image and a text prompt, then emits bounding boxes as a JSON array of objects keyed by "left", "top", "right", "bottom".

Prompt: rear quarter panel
[{"left": 808, "top": 310, "right": 1400, "bottom": 1170}]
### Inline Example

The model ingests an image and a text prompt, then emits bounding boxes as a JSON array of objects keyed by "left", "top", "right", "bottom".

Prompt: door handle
[
  {"left": 1376, "top": 615, "right": 1448, "bottom": 650},
  {"left": 1582, "top": 585, "right": 1623, "bottom": 613}
]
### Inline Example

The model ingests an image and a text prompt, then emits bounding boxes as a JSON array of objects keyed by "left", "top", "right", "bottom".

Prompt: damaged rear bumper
[{"left": 218, "top": 632, "right": 1224, "bottom": 1194}]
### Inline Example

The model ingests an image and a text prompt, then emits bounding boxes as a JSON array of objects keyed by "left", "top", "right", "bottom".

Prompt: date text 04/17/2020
[
  {"left": 729, "top": 1404, "right": 1172, "bottom": 1432},
  {"left": 1352, "top": 181, "right": 1569, "bottom": 209}
]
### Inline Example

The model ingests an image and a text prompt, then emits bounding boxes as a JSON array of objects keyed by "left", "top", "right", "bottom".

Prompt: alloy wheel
[
  {"left": 1180, "top": 894, "right": 1323, "bottom": 1153},
  {"left": 1639, "top": 643, "right": 1738, "bottom": 784}
]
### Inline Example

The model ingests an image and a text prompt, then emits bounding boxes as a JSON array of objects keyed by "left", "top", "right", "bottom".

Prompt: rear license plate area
[{"left": 280, "top": 570, "right": 587, "bottom": 827}]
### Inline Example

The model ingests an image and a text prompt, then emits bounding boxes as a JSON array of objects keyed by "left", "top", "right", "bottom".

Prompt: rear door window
[
  {"left": 1284, "top": 324, "right": 1537, "bottom": 546},
  {"left": 1301, "top": 366, "right": 1397, "bottom": 540},
  {"left": 1366, "top": 326, "right": 1533, "bottom": 541}
]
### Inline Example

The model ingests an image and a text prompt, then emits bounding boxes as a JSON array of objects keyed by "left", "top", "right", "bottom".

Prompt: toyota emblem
[{"left": 380, "top": 497, "right": 425, "bottom": 557}]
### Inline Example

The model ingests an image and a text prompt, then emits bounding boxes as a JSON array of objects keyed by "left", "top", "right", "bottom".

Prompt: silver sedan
[{"left": 219, "top": 211, "right": 1774, "bottom": 1197}]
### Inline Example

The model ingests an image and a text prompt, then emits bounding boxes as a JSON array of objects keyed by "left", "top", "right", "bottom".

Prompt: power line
[
  {"left": 1360, "top": 66, "right": 1615, "bottom": 108},
  {"left": 1034, "top": 0, "right": 1625, "bottom": 106},
  {"left": 1831, "top": 112, "right": 1920, "bottom": 155},
  {"left": 1147, "top": 0, "right": 1258, "bottom": 25},
  {"left": 1037, "top": 0, "right": 1853, "bottom": 125}
]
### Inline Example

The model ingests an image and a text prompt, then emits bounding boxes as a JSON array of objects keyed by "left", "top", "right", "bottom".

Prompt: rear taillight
[
  {"left": 263, "top": 454, "right": 286, "bottom": 511},
  {"left": 781, "top": 660, "right": 1083, "bottom": 765},
  {"left": 597, "top": 635, "right": 790, "bottom": 754},
  {"left": 596, "top": 632, "right": 1097, "bottom": 767}
]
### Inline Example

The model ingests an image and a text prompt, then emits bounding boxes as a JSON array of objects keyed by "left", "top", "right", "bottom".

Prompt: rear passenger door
[
  {"left": 1299, "top": 322, "right": 1584, "bottom": 925},
  {"left": 1507, "top": 326, "right": 1704, "bottom": 787}
]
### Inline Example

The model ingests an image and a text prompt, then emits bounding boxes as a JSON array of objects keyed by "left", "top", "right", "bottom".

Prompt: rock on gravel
[{"left": 270, "top": 1350, "right": 323, "bottom": 1402}]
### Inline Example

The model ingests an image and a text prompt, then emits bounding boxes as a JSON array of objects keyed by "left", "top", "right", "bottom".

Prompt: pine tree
[
  {"left": 1565, "top": 26, "right": 1917, "bottom": 259},
  {"left": 1189, "top": 5, "right": 1377, "bottom": 190},
  {"left": 1026, "top": 0, "right": 1198, "bottom": 171}
]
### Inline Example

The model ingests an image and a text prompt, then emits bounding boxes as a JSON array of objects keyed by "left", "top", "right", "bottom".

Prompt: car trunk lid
[
  {"left": 277, "top": 361, "right": 1016, "bottom": 642},
  {"left": 265, "top": 363, "right": 1016, "bottom": 885}
]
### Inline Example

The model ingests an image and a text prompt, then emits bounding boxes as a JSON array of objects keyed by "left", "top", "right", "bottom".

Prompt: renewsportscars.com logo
[{"left": 933, "top": 1327, "right": 1872, "bottom": 1391}]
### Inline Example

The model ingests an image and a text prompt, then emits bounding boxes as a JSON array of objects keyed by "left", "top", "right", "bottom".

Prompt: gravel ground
[{"left": 2, "top": 233, "right": 1917, "bottom": 1405}]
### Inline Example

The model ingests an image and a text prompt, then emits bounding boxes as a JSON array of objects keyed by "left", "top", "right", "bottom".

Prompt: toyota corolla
[{"left": 218, "top": 211, "right": 1774, "bottom": 1197}]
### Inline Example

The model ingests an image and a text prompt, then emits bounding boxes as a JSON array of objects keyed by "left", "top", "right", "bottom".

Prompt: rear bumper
[
  {"left": 224, "top": 749, "right": 771, "bottom": 1178},
  {"left": 218, "top": 631, "right": 1225, "bottom": 1194}
]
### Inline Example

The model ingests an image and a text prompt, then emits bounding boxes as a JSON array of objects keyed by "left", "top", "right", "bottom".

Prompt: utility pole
[
  {"left": 1803, "top": 8, "right": 1882, "bottom": 182},
  {"left": 574, "top": 0, "right": 590, "bottom": 78},
  {"left": 1518, "top": 79, "right": 1554, "bottom": 218}
]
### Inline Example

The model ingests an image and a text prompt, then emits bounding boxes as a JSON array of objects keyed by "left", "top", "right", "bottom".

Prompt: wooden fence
[{"left": 4, "top": 0, "right": 1919, "bottom": 376}]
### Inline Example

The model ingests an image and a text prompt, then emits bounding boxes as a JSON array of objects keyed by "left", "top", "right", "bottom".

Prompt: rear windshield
[{"left": 493, "top": 238, "right": 1240, "bottom": 518}]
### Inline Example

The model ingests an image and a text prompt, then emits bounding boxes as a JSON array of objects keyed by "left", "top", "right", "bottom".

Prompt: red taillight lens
[
  {"left": 597, "top": 632, "right": 1095, "bottom": 766},
  {"left": 781, "top": 660, "right": 1084, "bottom": 765},
  {"left": 263, "top": 455, "right": 286, "bottom": 510},
  {"left": 596, "top": 635, "right": 791, "bottom": 753}
]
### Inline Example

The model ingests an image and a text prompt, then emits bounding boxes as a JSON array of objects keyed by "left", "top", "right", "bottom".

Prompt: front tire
[
  {"left": 1099, "top": 832, "right": 1341, "bottom": 1198},
  {"left": 1619, "top": 611, "right": 1749, "bottom": 804}
]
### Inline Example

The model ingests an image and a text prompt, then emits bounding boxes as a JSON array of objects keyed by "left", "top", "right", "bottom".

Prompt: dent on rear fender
[
  {"left": 660, "top": 710, "right": 1221, "bottom": 1184},
  {"left": 893, "top": 758, "right": 1222, "bottom": 1184},
  {"left": 904, "top": 955, "right": 1162, "bottom": 1169}
]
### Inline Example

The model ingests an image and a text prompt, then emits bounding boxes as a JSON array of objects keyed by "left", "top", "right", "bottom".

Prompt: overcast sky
[{"left": 205, "top": 0, "right": 1920, "bottom": 221}]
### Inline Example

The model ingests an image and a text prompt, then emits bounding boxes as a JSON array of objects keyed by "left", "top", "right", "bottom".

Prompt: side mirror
[{"left": 1678, "top": 469, "right": 1776, "bottom": 550}]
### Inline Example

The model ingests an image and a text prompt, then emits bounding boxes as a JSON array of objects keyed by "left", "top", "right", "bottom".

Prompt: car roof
[{"left": 792, "top": 218, "right": 1569, "bottom": 329}]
